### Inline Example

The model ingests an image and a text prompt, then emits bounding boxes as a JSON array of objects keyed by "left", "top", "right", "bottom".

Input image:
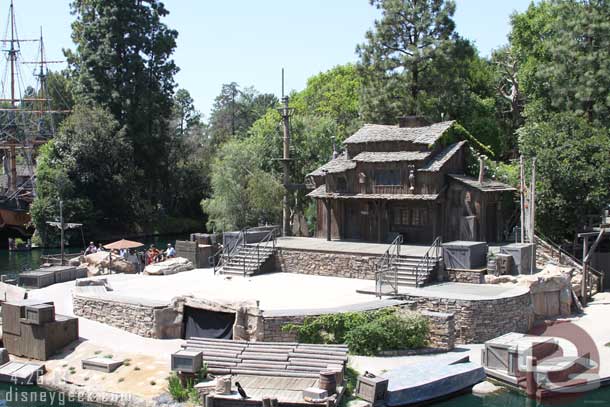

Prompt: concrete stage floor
[
  {"left": 358, "top": 282, "right": 530, "bottom": 300},
  {"left": 32, "top": 269, "right": 376, "bottom": 312},
  {"left": 275, "top": 236, "right": 430, "bottom": 256}
]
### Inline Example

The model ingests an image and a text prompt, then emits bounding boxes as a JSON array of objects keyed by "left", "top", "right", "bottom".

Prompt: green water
[
  {"left": 0, "top": 234, "right": 188, "bottom": 277},
  {"left": 432, "top": 385, "right": 610, "bottom": 406}
]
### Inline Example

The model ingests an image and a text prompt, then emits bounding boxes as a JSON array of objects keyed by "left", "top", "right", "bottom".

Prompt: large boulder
[
  {"left": 82, "top": 251, "right": 136, "bottom": 275},
  {"left": 486, "top": 263, "right": 573, "bottom": 317},
  {"left": 143, "top": 257, "right": 193, "bottom": 276}
]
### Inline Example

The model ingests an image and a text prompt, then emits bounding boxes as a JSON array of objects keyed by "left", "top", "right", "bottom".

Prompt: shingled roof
[
  {"left": 343, "top": 121, "right": 455, "bottom": 145},
  {"left": 307, "top": 152, "right": 357, "bottom": 177},
  {"left": 449, "top": 174, "right": 516, "bottom": 192},
  {"left": 307, "top": 184, "right": 441, "bottom": 201},
  {"left": 419, "top": 141, "right": 467, "bottom": 172},
  {"left": 352, "top": 151, "right": 431, "bottom": 163}
]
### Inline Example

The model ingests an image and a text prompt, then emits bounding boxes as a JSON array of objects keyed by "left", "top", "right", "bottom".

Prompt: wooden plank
[
  {"left": 241, "top": 352, "right": 289, "bottom": 362},
  {"left": 295, "top": 347, "right": 347, "bottom": 356},
  {"left": 290, "top": 357, "right": 346, "bottom": 366},
  {"left": 289, "top": 352, "right": 347, "bottom": 361},
  {"left": 228, "top": 368, "right": 318, "bottom": 378},
  {"left": 200, "top": 356, "right": 242, "bottom": 363}
]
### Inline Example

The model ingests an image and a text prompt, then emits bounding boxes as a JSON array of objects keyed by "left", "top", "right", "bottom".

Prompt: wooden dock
[{"left": 0, "top": 361, "right": 45, "bottom": 385}]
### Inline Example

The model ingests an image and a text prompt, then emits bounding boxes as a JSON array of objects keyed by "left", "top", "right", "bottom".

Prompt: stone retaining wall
[
  {"left": 262, "top": 305, "right": 456, "bottom": 351},
  {"left": 399, "top": 291, "right": 533, "bottom": 344},
  {"left": 272, "top": 248, "right": 377, "bottom": 279},
  {"left": 73, "top": 293, "right": 181, "bottom": 339},
  {"left": 448, "top": 268, "right": 486, "bottom": 284}
]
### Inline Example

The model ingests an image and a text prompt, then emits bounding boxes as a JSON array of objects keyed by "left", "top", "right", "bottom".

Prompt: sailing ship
[{"left": 0, "top": 0, "right": 68, "bottom": 248}]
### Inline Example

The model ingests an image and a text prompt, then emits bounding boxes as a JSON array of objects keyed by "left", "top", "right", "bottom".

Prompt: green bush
[{"left": 282, "top": 308, "right": 428, "bottom": 356}]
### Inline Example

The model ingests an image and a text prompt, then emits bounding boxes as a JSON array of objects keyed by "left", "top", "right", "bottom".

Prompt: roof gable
[{"left": 343, "top": 121, "right": 455, "bottom": 145}]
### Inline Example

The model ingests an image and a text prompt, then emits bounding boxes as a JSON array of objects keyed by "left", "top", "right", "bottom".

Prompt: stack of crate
[{"left": 2, "top": 299, "right": 79, "bottom": 360}]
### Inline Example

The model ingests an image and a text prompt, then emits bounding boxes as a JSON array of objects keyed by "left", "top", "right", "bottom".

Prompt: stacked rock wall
[{"left": 272, "top": 248, "right": 377, "bottom": 279}]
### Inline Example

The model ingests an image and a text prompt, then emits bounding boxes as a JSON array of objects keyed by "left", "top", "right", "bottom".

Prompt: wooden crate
[
  {"left": 176, "top": 240, "right": 197, "bottom": 265},
  {"left": 355, "top": 375, "right": 388, "bottom": 404},
  {"left": 52, "top": 266, "right": 77, "bottom": 283},
  {"left": 1, "top": 300, "right": 53, "bottom": 335},
  {"left": 172, "top": 350, "right": 203, "bottom": 373},
  {"left": 483, "top": 332, "right": 557, "bottom": 376},
  {"left": 18, "top": 270, "right": 56, "bottom": 288},
  {"left": 24, "top": 304, "right": 56, "bottom": 325}
]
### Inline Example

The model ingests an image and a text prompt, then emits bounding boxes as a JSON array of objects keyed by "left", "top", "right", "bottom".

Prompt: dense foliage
[
  {"left": 30, "top": 0, "right": 610, "bottom": 245},
  {"left": 282, "top": 309, "right": 429, "bottom": 356}
]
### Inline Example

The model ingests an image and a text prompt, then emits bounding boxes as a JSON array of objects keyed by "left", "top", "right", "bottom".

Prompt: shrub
[
  {"left": 283, "top": 308, "right": 428, "bottom": 356},
  {"left": 168, "top": 374, "right": 189, "bottom": 402}
]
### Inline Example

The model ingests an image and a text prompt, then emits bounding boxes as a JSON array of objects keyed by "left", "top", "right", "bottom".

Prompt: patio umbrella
[{"left": 103, "top": 239, "right": 144, "bottom": 250}]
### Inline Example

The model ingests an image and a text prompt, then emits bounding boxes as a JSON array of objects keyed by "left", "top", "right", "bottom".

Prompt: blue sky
[{"left": 7, "top": 0, "right": 533, "bottom": 117}]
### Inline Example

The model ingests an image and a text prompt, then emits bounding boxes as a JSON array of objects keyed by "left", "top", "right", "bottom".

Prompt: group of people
[
  {"left": 146, "top": 243, "right": 176, "bottom": 265},
  {"left": 84, "top": 242, "right": 106, "bottom": 255},
  {"left": 83, "top": 241, "right": 177, "bottom": 272}
]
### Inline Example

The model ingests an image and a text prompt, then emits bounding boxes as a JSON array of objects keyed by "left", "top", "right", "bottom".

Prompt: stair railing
[
  {"left": 253, "top": 227, "right": 278, "bottom": 276},
  {"left": 215, "top": 229, "right": 246, "bottom": 274},
  {"left": 374, "top": 235, "right": 403, "bottom": 298},
  {"left": 414, "top": 236, "right": 442, "bottom": 288}
]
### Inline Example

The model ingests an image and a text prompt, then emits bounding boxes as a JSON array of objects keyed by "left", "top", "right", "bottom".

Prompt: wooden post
[
  {"left": 325, "top": 199, "right": 331, "bottom": 241},
  {"left": 59, "top": 200, "right": 65, "bottom": 266},
  {"left": 582, "top": 237, "right": 588, "bottom": 306},
  {"left": 525, "top": 356, "right": 538, "bottom": 398}
]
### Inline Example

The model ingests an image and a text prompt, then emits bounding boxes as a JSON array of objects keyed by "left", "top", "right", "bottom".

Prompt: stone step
[{"left": 220, "top": 268, "right": 255, "bottom": 277}]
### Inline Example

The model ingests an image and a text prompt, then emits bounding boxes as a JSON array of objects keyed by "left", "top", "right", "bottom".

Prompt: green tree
[
  {"left": 201, "top": 138, "right": 283, "bottom": 231},
  {"left": 65, "top": 0, "right": 178, "bottom": 206},
  {"left": 166, "top": 89, "right": 208, "bottom": 218},
  {"left": 31, "top": 105, "right": 138, "bottom": 243},
  {"left": 291, "top": 64, "right": 363, "bottom": 141},
  {"left": 511, "top": 0, "right": 610, "bottom": 126},
  {"left": 356, "top": 0, "right": 504, "bottom": 156},
  {"left": 206, "top": 83, "right": 278, "bottom": 148},
  {"left": 518, "top": 113, "right": 610, "bottom": 241},
  {"left": 356, "top": 0, "right": 460, "bottom": 121}
]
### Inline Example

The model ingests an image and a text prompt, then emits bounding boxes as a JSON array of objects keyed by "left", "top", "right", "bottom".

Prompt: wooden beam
[{"left": 325, "top": 199, "right": 331, "bottom": 241}]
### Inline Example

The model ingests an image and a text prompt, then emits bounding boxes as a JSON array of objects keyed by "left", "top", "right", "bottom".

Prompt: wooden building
[{"left": 306, "top": 118, "right": 516, "bottom": 244}]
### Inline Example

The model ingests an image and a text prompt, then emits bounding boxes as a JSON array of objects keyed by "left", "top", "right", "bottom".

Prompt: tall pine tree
[{"left": 65, "top": 0, "right": 179, "bottom": 210}]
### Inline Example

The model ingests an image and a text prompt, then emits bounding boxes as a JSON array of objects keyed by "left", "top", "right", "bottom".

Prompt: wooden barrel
[{"left": 319, "top": 370, "right": 337, "bottom": 395}]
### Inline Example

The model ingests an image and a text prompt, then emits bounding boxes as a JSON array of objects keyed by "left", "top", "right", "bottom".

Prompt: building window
[
  {"left": 337, "top": 176, "right": 348, "bottom": 192},
  {"left": 394, "top": 208, "right": 427, "bottom": 226},
  {"left": 374, "top": 170, "right": 400, "bottom": 186}
]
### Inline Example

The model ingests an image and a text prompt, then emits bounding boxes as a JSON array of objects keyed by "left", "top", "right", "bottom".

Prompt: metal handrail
[
  {"left": 375, "top": 235, "right": 403, "bottom": 298},
  {"left": 413, "top": 236, "right": 442, "bottom": 288},
  {"left": 214, "top": 228, "right": 246, "bottom": 274},
  {"left": 252, "top": 228, "right": 278, "bottom": 276}
]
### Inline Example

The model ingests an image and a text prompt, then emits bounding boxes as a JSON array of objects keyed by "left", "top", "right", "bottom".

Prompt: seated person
[
  {"left": 146, "top": 244, "right": 160, "bottom": 265},
  {"left": 84, "top": 241, "right": 97, "bottom": 255},
  {"left": 165, "top": 243, "right": 176, "bottom": 259}
]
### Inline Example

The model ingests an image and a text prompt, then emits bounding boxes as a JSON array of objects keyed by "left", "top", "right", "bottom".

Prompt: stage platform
[
  {"left": 275, "top": 237, "right": 430, "bottom": 256},
  {"left": 358, "top": 282, "right": 530, "bottom": 301}
]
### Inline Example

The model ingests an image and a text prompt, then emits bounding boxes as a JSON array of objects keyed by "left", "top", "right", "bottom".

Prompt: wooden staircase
[{"left": 220, "top": 244, "right": 276, "bottom": 277}]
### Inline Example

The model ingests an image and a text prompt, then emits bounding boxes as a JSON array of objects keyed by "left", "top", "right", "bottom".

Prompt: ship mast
[{"left": 8, "top": 0, "right": 18, "bottom": 192}]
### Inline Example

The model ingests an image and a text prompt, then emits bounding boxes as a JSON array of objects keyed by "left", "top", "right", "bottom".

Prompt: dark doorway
[{"left": 183, "top": 307, "right": 236, "bottom": 340}]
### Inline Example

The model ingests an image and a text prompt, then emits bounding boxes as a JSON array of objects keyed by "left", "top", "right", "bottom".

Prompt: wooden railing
[
  {"left": 535, "top": 234, "right": 604, "bottom": 293},
  {"left": 414, "top": 236, "right": 442, "bottom": 288},
  {"left": 375, "top": 235, "right": 403, "bottom": 298}
]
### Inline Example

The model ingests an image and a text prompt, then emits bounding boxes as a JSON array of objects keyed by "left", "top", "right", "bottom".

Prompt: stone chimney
[
  {"left": 478, "top": 156, "right": 486, "bottom": 184},
  {"left": 398, "top": 115, "right": 430, "bottom": 128}
]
